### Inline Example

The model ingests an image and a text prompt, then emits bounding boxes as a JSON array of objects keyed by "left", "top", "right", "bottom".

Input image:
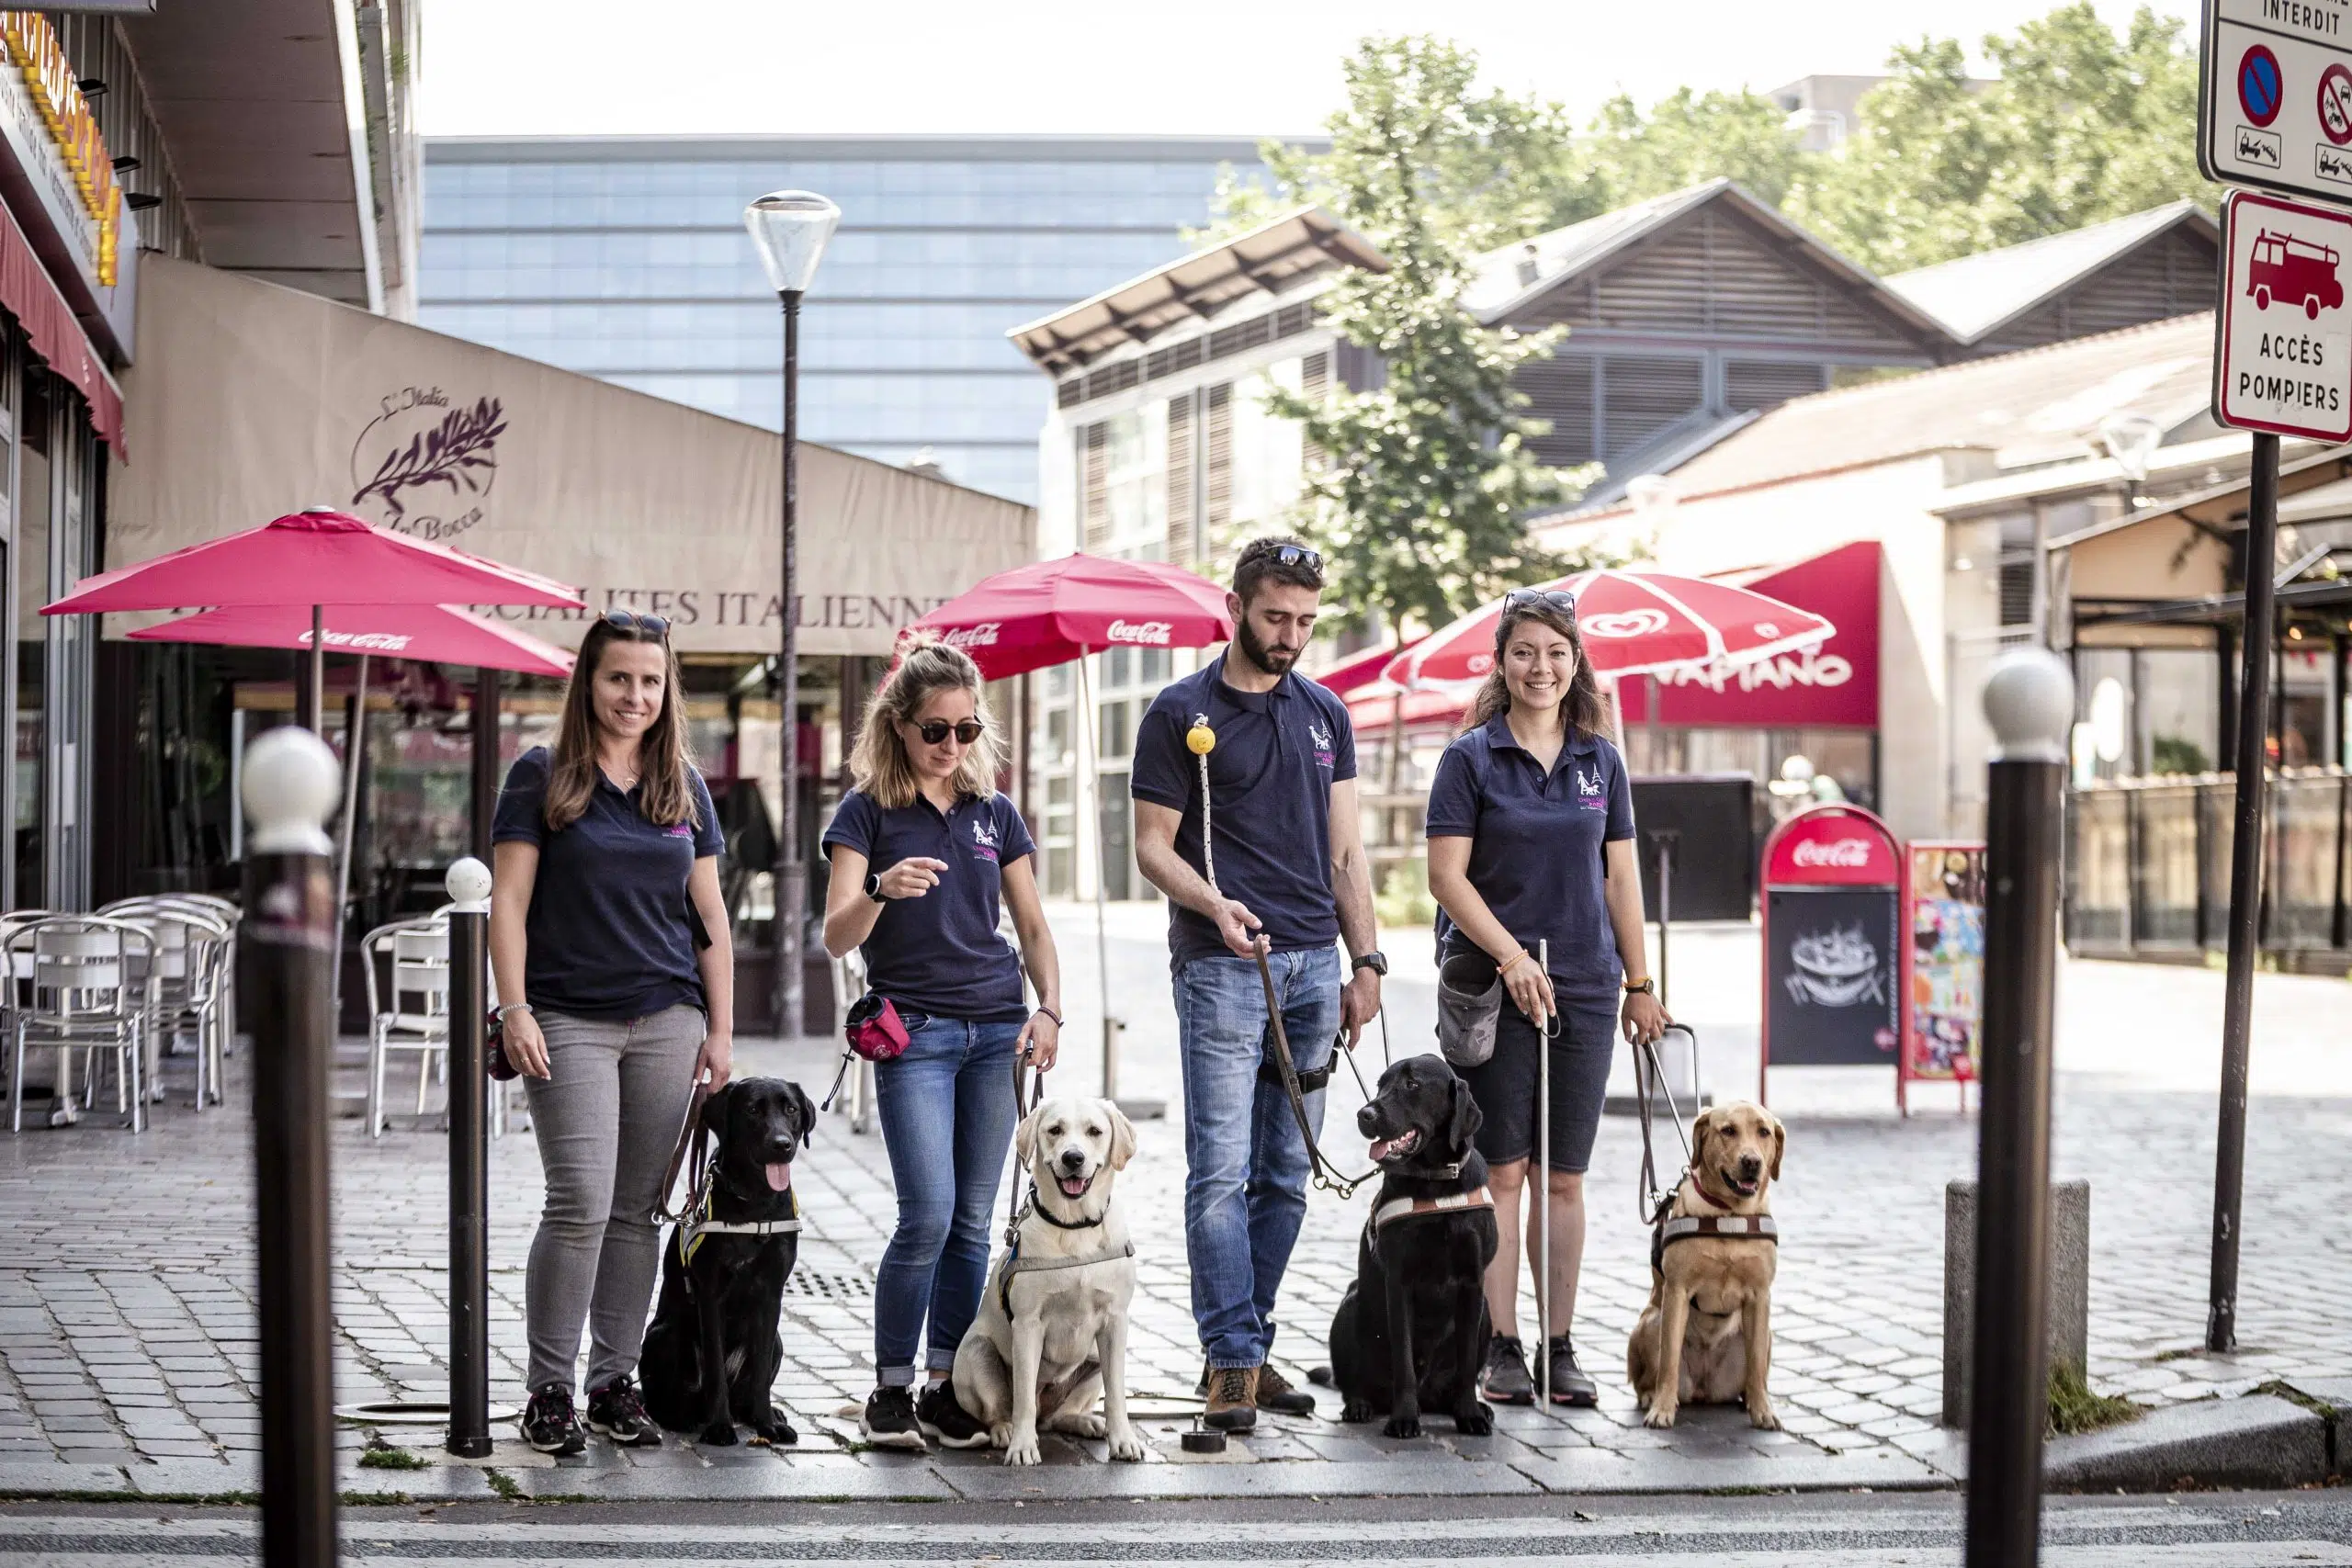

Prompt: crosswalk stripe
[{"left": 9, "top": 1547, "right": 2348, "bottom": 1568}]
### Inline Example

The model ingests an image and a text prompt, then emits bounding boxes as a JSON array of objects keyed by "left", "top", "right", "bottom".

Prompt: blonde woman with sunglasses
[{"left": 820, "top": 634, "right": 1061, "bottom": 1452}]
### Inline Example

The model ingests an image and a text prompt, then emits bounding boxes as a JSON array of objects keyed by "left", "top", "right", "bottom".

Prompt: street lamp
[{"left": 744, "top": 189, "right": 839, "bottom": 1041}]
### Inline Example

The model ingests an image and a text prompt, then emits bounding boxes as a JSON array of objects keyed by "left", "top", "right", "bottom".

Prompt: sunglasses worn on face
[
  {"left": 604, "top": 609, "right": 671, "bottom": 637},
  {"left": 916, "top": 718, "right": 986, "bottom": 746}
]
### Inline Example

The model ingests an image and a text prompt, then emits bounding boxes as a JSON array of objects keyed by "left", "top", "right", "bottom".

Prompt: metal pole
[
  {"left": 445, "top": 858, "right": 492, "bottom": 1458},
  {"left": 1652, "top": 830, "right": 1676, "bottom": 1011},
  {"left": 308, "top": 605, "right": 326, "bottom": 738},
  {"left": 1536, "top": 936, "right": 1551, "bottom": 1393},
  {"left": 1964, "top": 648, "right": 2073, "bottom": 1568},
  {"left": 239, "top": 728, "right": 343, "bottom": 1568},
  {"left": 777, "top": 288, "right": 807, "bottom": 1040},
  {"left": 2209, "top": 431, "right": 2281, "bottom": 1353},
  {"left": 471, "top": 667, "right": 500, "bottom": 865},
  {"left": 1077, "top": 651, "right": 1116, "bottom": 1098},
  {"left": 328, "top": 657, "right": 368, "bottom": 1040}
]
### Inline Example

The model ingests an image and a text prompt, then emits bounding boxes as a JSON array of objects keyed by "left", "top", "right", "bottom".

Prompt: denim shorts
[{"left": 1458, "top": 1000, "right": 1619, "bottom": 1173}]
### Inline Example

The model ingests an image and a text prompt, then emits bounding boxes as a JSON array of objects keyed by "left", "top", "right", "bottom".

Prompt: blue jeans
[
  {"left": 1172, "top": 945, "right": 1342, "bottom": 1370},
  {"left": 872, "top": 1012, "right": 1022, "bottom": 1380}
]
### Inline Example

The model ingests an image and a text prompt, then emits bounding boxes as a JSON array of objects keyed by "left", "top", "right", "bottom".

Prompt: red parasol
[
  {"left": 1382, "top": 568, "right": 1835, "bottom": 688},
  {"left": 130, "top": 602, "right": 574, "bottom": 679},
  {"left": 901, "top": 552, "right": 1232, "bottom": 681}
]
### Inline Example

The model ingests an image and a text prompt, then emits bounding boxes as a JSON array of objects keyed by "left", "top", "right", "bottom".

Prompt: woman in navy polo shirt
[
  {"left": 489, "top": 610, "right": 733, "bottom": 1457},
  {"left": 820, "top": 636, "right": 1062, "bottom": 1452},
  {"left": 1424, "top": 589, "right": 1669, "bottom": 1410}
]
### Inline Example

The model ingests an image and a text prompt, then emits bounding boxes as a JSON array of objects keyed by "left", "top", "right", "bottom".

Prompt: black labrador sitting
[
  {"left": 1325, "top": 1054, "right": 1497, "bottom": 1438},
  {"left": 639, "top": 1077, "right": 814, "bottom": 1446}
]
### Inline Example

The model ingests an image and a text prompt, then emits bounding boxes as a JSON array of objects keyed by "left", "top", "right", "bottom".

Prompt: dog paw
[
  {"left": 754, "top": 1410, "right": 798, "bottom": 1446},
  {"left": 1382, "top": 1414, "right": 1422, "bottom": 1440},
  {"left": 988, "top": 1421, "right": 1013, "bottom": 1450},
  {"left": 1747, "top": 1396, "right": 1781, "bottom": 1432},
  {"left": 1453, "top": 1400, "right": 1493, "bottom": 1437},
  {"left": 1064, "top": 1413, "right": 1106, "bottom": 1438},
  {"left": 1003, "top": 1434, "right": 1043, "bottom": 1467},
  {"left": 1642, "top": 1401, "right": 1679, "bottom": 1430},
  {"left": 1340, "top": 1399, "right": 1374, "bottom": 1424},
  {"left": 699, "top": 1421, "right": 739, "bottom": 1447},
  {"left": 1107, "top": 1425, "right": 1147, "bottom": 1462}
]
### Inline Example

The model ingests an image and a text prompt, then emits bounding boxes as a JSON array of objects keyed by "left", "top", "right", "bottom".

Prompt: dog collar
[
  {"left": 1371, "top": 1185, "right": 1494, "bottom": 1231},
  {"left": 1022, "top": 1182, "right": 1105, "bottom": 1232}
]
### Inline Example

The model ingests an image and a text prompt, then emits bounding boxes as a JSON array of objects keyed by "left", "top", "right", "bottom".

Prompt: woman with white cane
[{"left": 1426, "top": 590, "right": 1668, "bottom": 1406}]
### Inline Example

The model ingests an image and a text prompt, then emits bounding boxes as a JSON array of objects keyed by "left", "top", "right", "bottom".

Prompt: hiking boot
[
  {"left": 1544, "top": 1336, "right": 1599, "bottom": 1407},
  {"left": 1255, "top": 1361, "right": 1317, "bottom": 1416},
  {"left": 1480, "top": 1334, "right": 1536, "bottom": 1406},
  {"left": 519, "top": 1384, "right": 585, "bottom": 1456},
  {"left": 1203, "top": 1365, "right": 1260, "bottom": 1431},
  {"left": 916, "top": 1380, "right": 989, "bottom": 1450},
  {"left": 860, "top": 1384, "right": 927, "bottom": 1450},
  {"left": 585, "top": 1375, "right": 662, "bottom": 1447}
]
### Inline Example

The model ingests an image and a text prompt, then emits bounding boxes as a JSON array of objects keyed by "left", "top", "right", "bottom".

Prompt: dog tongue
[
  {"left": 763, "top": 1162, "right": 792, "bottom": 1191},
  {"left": 1369, "top": 1136, "right": 1397, "bottom": 1162}
]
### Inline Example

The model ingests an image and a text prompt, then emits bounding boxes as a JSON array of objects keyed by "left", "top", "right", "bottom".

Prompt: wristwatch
[
  {"left": 865, "top": 871, "right": 888, "bottom": 902},
  {"left": 1352, "top": 951, "right": 1388, "bottom": 976},
  {"left": 1623, "top": 977, "right": 1656, "bottom": 996}
]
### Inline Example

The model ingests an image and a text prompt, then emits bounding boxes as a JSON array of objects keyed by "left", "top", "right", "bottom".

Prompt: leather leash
[
  {"left": 655, "top": 1077, "right": 715, "bottom": 1224},
  {"left": 1252, "top": 937, "right": 1375, "bottom": 1200},
  {"left": 1634, "top": 1023, "right": 1699, "bottom": 1224},
  {"left": 1002, "top": 1043, "right": 1048, "bottom": 1247}
]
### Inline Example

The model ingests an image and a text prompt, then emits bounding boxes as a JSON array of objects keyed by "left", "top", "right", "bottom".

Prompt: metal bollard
[
  {"left": 1964, "top": 648, "right": 2073, "bottom": 1568},
  {"left": 445, "top": 857, "right": 493, "bottom": 1459},
  {"left": 241, "top": 727, "right": 343, "bottom": 1568}
]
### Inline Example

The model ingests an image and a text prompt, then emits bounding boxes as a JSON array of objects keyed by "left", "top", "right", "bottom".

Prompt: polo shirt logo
[
  {"left": 969, "top": 818, "right": 1001, "bottom": 862},
  {"left": 1577, "top": 766, "right": 1606, "bottom": 809},
  {"left": 667, "top": 823, "right": 695, "bottom": 838},
  {"left": 1307, "top": 719, "right": 1336, "bottom": 769}
]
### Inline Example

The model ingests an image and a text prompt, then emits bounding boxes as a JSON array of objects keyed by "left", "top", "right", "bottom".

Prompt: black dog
[
  {"left": 639, "top": 1077, "right": 814, "bottom": 1446},
  {"left": 1325, "top": 1054, "right": 1496, "bottom": 1438}
]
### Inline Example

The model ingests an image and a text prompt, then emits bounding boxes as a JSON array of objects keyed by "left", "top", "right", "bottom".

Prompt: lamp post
[{"left": 744, "top": 189, "right": 840, "bottom": 1040}]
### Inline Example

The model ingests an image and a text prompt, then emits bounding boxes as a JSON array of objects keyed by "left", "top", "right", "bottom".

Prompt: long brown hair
[
  {"left": 543, "top": 616, "right": 697, "bottom": 831},
  {"left": 854, "top": 634, "right": 1001, "bottom": 809},
  {"left": 1464, "top": 600, "right": 1610, "bottom": 739}
]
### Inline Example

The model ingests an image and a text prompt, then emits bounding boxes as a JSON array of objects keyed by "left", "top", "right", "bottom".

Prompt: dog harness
[
  {"left": 996, "top": 1183, "right": 1135, "bottom": 1317},
  {"left": 1648, "top": 1189, "right": 1778, "bottom": 1274},
  {"left": 1370, "top": 1184, "right": 1493, "bottom": 1232},
  {"left": 679, "top": 1183, "right": 801, "bottom": 1269}
]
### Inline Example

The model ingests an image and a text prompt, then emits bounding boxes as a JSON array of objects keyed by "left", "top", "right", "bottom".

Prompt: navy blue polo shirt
[
  {"left": 1131, "top": 652, "right": 1357, "bottom": 971},
  {"left": 1425, "top": 717, "right": 1636, "bottom": 1009},
  {"left": 822, "top": 788, "right": 1035, "bottom": 1023},
  {"left": 492, "top": 747, "right": 724, "bottom": 1020}
]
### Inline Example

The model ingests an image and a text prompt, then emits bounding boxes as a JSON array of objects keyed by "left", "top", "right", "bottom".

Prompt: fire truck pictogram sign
[{"left": 2215, "top": 188, "right": 2352, "bottom": 443}]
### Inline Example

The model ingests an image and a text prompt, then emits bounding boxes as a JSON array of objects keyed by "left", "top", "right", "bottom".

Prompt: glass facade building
[{"left": 420, "top": 137, "right": 1294, "bottom": 502}]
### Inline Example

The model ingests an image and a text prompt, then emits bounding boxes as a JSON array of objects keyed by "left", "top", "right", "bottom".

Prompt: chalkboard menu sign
[{"left": 1758, "top": 804, "right": 1905, "bottom": 1098}]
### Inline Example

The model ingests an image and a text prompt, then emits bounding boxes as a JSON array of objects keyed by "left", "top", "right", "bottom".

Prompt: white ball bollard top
[
  {"left": 446, "top": 856, "right": 492, "bottom": 913},
  {"left": 242, "top": 726, "right": 342, "bottom": 857},
  {"left": 1983, "top": 647, "right": 2076, "bottom": 764}
]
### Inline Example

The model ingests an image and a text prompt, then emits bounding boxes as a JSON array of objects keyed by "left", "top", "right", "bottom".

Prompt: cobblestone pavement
[{"left": 0, "top": 908, "right": 2346, "bottom": 1496}]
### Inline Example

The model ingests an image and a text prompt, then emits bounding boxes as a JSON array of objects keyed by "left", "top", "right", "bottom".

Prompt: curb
[{"left": 1894, "top": 1392, "right": 2336, "bottom": 1492}]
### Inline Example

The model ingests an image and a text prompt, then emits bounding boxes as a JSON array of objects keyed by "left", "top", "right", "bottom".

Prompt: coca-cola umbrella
[
  {"left": 1381, "top": 568, "right": 1835, "bottom": 688},
  {"left": 902, "top": 553, "right": 1236, "bottom": 1111},
  {"left": 43, "top": 505, "right": 584, "bottom": 733},
  {"left": 130, "top": 600, "right": 578, "bottom": 1032}
]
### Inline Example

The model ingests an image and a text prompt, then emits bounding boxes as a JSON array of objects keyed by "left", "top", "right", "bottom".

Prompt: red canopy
[
  {"left": 1383, "top": 568, "right": 1835, "bottom": 687},
  {"left": 903, "top": 552, "right": 1232, "bottom": 680},
  {"left": 130, "top": 602, "right": 574, "bottom": 678},
  {"left": 42, "top": 507, "right": 582, "bottom": 616},
  {"left": 1317, "top": 637, "right": 1423, "bottom": 698}
]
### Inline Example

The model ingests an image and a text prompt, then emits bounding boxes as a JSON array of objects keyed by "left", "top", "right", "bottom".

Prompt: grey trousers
[{"left": 521, "top": 1004, "right": 705, "bottom": 1394}]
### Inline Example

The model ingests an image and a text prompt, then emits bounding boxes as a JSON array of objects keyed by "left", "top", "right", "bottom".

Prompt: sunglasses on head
[
  {"left": 1502, "top": 588, "right": 1578, "bottom": 618},
  {"left": 603, "top": 609, "right": 671, "bottom": 638},
  {"left": 915, "top": 718, "right": 986, "bottom": 746},
  {"left": 1271, "top": 544, "right": 1323, "bottom": 572}
]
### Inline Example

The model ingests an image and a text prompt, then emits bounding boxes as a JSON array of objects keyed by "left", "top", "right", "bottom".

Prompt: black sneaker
[
  {"left": 1544, "top": 1336, "right": 1599, "bottom": 1407},
  {"left": 519, "top": 1384, "right": 585, "bottom": 1456},
  {"left": 916, "top": 1381, "right": 989, "bottom": 1450},
  {"left": 1480, "top": 1335, "right": 1536, "bottom": 1405},
  {"left": 585, "top": 1374, "right": 662, "bottom": 1447},
  {"left": 860, "top": 1384, "right": 927, "bottom": 1451}
]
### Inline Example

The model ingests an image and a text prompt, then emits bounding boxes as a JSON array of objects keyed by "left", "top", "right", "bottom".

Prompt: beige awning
[{"left": 103, "top": 254, "right": 1035, "bottom": 657}]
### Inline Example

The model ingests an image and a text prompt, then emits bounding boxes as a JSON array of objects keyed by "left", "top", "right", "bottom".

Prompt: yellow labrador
[
  {"left": 952, "top": 1096, "right": 1145, "bottom": 1466},
  {"left": 1626, "top": 1101, "right": 1785, "bottom": 1430}
]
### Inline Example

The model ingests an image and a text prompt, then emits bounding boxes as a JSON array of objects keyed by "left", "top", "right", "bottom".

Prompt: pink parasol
[
  {"left": 130, "top": 602, "right": 574, "bottom": 678},
  {"left": 1381, "top": 568, "right": 1836, "bottom": 687},
  {"left": 901, "top": 552, "right": 1232, "bottom": 682}
]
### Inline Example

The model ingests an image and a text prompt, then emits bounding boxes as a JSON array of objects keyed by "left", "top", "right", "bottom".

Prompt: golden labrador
[{"left": 1626, "top": 1101, "right": 1785, "bottom": 1430}]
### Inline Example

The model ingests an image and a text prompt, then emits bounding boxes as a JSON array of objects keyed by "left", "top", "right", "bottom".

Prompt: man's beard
[{"left": 1235, "top": 618, "right": 1299, "bottom": 676}]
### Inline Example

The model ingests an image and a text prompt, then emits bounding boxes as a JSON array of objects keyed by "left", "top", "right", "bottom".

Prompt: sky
[{"left": 424, "top": 0, "right": 2201, "bottom": 141}]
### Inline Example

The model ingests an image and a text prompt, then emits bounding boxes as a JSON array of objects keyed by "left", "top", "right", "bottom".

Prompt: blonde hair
[
  {"left": 852, "top": 634, "right": 1002, "bottom": 809},
  {"left": 544, "top": 617, "right": 698, "bottom": 832}
]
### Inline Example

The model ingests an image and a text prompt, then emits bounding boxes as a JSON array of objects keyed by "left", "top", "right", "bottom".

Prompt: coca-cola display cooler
[{"left": 1758, "top": 803, "right": 1904, "bottom": 1103}]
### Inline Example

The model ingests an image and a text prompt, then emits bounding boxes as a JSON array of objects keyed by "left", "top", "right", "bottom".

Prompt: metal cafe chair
[
  {"left": 101, "top": 898, "right": 235, "bottom": 1111},
  {"left": 362, "top": 914, "right": 451, "bottom": 1136},
  {"left": 7, "top": 916, "right": 154, "bottom": 1134},
  {"left": 0, "top": 909, "right": 50, "bottom": 1109}
]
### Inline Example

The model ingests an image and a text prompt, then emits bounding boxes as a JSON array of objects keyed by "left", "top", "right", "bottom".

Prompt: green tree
[
  {"left": 1583, "top": 86, "right": 1807, "bottom": 212},
  {"left": 1259, "top": 38, "right": 1600, "bottom": 659}
]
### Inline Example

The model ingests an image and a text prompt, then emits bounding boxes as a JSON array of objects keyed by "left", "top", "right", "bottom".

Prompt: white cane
[{"left": 1535, "top": 937, "right": 1551, "bottom": 1402}]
